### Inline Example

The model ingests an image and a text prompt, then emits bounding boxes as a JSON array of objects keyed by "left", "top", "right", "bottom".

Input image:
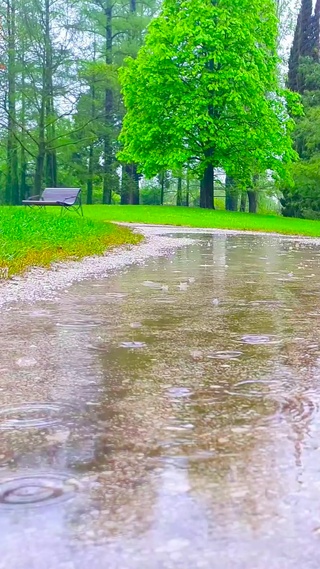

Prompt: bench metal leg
[
  {"left": 60, "top": 203, "right": 84, "bottom": 217},
  {"left": 24, "top": 204, "right": 47, "bottom": 211}
]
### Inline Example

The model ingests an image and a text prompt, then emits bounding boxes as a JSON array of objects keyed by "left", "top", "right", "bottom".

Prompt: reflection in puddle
[{"left": 1, "top": 233, "right": 320, "bottom": 568}]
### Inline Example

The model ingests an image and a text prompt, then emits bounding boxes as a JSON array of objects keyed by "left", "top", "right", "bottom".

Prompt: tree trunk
[
  {"left": 102, "top": 134, "right": 112, "bottom": 204},
  {"left": 6, "top": 0, "right": 19, "bottom": 205},
  {"left": 121, "top": 164, "right": 139, "bottom": 204},
  {"left": 160, "top": 172, "right": 165, "bottom": 205},
  {"left": 34, "top": 149, "right": 45, "bottom": 195},
  {"left": 44, "top": 0, "right": 57, "bottom": 187},
  {"left": 128, "top": 164, "right": 139, "bottom": 204},
  {"left": 34, "top": 99, "right": 45, "bottom": 194},
  {"left": 121, "top": 165, "right": 129, "bottom": 205},
  {"left": 45, "top": 145, "right": 57, "bottom": 187},
  {"left": 132, "top": 166, "right": 140, "bottom": 204},
  {"left": 20, "top": 146, "right": 27, "bottom": 200},
  {"left": 247, "top": 190, "right": 257, "bottom": 213},
  {"left": 87, "top": 143, "right": 94, "bottom": 204},
  {"left": 20, "top": 48, "right": 28, "bottom": 200},
  {"left": 240, "top": 192, "right": 247, "bottom": 212},
  {"left": 200, "top": 59, "right": 215, "bottom": 210},
  {"left": 87, "top": 38, "right": 96, "bottom": 205},
  {"left": 200, "top": 163, "right": 214, "bottom": 209},
  {"left": 102, "top": 1, "right": 113, "bottom": 205},
  {"left": 225, "top": 175, "right": 238, "bottom": 211},
  {"left": 186, "top": 169, "right": 190, "bottom": 207},
  {"left": 120, "top": 0, "right": 140, "bottom": 200},
  {"left": 176, "top": 176, "right": 182, "bottom": 206}
]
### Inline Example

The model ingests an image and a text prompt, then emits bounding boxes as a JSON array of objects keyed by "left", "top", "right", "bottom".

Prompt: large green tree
[{"left": 119, "top": 0, "right": 298, "bottom": 209}]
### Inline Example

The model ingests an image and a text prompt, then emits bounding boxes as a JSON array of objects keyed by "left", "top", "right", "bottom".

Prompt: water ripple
[
  {"left": 0, "top": 403, "right": 76, "bottom": 431},
  {"left": 207, "top": 351, "right": 243, "bottom": 360},
  {"left": 277, "top": 394, "right": 319, "bottom": 422},
  {"left": 0, "top": 473, "right": 79, "bottom": 507},
  {"left": 119, "top": 342, "right": 147, "bottom": 349},
  {"left": 241, "top": 335, "right": 281, "bottom": 345}
]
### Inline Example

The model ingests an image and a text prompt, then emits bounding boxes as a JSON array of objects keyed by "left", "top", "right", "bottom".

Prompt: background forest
[
  {"left": 0, "top": 0, "right": 159, "bottom": 207},
  {"left": 0, "top": 0, "right": 319, "bottom": 216}
]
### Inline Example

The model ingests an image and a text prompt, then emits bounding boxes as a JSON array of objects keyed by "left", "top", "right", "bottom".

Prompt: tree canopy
[{"left": 119, "top": 0, "right": 299, "bottom": 208}]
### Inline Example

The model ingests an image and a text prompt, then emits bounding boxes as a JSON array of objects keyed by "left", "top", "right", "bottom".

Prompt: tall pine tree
[
  {"left": 287, "top": 0, "right": 320, "bottom": 93},
  {"left": 288, "top": 12, "right": 301, "bottom": 92},
  {"left": 300, "top": 0, "right": 313, "bottom": 56},
  {"left": 310, "top": 0, "right": 320, "bottom": 59}
]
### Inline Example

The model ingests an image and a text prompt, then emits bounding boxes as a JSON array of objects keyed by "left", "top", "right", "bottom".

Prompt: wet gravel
[
  {"left": 2, "top": 230, "right": 320, "bottom": 568},
  {"left": 0, "top": 227, "right": 195, "bottom": 308},
  {"left": 2, "top": 223, "right": 320, "bottom": 310}
]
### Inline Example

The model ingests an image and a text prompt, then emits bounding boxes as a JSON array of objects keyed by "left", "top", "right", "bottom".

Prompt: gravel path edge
[
  {"left": 2, "top": 223, "right": 320, "bottom": 309},
  {"left": 0, "top": 227, "right": 195, "bottom": 308}
]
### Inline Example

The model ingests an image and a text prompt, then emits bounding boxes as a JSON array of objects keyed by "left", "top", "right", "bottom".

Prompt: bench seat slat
[
  {"left": 22, "top": 200, "right": 70, "bottom": 206},
  {"left": 22, "top": 188, "right": 83, "bottom": 216}
]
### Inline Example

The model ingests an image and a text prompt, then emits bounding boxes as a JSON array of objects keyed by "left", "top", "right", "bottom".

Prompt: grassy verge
[
  {"left": 84, "top": 205, "right": 320, "bottom": 237},
  {"left": 3, "top": 204, "right": 320, "bottom": 278},
  {"left": 0, "top": 207, "right": 142, "bottom": 277}
]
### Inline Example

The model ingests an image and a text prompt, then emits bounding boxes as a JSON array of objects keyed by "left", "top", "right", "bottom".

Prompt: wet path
[{"left": 1, "top": 232, "right": 320, "bottom": 568}]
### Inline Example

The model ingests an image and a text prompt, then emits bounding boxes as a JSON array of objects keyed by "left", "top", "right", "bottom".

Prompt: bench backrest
[{"left": 41, "top": 188, "right": 81, "bottom": 205}]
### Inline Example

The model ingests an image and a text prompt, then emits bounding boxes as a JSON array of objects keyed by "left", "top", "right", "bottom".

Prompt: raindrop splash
[
  {"left": 0, "top": 474, "right": 79, "bottom": 507},
  {"left": 0, "top": 403, "right": 76, "bottom": 431},
  {"left": 119, "top": 341, "right": 147, "bottom": 349},
  {"left": 207, "top": 351, "right": 243, "bottom": 360},
  {"left": 241, "top": 335, "right": 280, "bottom": 345}
]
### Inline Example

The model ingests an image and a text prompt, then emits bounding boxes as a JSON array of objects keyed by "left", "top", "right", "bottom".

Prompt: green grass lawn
[
  {"left": 0, "top": 207, "right": 141, "bottom": 277},
  {"left": 84, "top": 205, "right": 320, "bottom": 237},
  {"left": 2, "top": 204, "right": 320, "bottom": 279}
]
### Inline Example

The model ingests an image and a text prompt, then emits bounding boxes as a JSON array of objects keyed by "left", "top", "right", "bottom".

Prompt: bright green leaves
[{"left": 119, "top": 0, "right": 296, "bottom": 184}]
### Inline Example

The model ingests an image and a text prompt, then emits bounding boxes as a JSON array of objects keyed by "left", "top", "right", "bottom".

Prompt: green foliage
[
  {"left": 281, "top": 156, "right": 320, "bottom": 217},
  {"left": 140, "top": 184, "right": 162, "bottom": 205},
  {"left": 282, "top": 55, "right": 320, "bottom": 218},
  {"left": 119, "top": 0, "right": 298, "bottom": 188},
  {"left": 0, "top": 207, "right": 141, "bottom": 276},
  {"left": 254, "top": 175, "right": 281, "bottom": 214},
  {"left": 111, "top": 191, "right": 121, "bottom": 204}
]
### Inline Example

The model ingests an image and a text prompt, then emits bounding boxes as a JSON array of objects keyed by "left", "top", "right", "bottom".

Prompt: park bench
[{"left": 22, "top": 188, "right": 83, "bottom": 216}]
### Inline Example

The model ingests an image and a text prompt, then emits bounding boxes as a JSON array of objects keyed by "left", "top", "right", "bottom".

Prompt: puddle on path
[{"left": 1, "top": 233, "right": 320, "bottom": 568}]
